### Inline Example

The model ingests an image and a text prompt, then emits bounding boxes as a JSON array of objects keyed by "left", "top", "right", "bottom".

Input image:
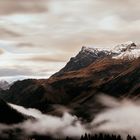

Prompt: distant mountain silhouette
[{"left": 0, "top": 80, "right": 10, "bottom": 90}]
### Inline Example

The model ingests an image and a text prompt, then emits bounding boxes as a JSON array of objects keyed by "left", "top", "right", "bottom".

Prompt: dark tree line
[
  {"left": 31, "top": 133, "right": 137, "bottom": 140},
  {"left": 80, "top": 134, "right": 137, "bottom": 140},
  {"left": 0, "top": 133, "right": 137, "bottom": 140}
]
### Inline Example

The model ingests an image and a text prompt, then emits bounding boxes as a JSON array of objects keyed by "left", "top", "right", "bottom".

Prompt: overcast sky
[{"left": 0, "top": 0, "right": 140, "bottom": 81}]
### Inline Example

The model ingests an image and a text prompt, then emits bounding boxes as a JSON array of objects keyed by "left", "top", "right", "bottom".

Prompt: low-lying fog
[{"left": 0, "top": 95, "right": 140, "bottom": 139}]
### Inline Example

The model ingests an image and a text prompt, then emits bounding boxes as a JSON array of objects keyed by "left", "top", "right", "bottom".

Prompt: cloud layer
[
  {"left": 0, "top": 0, "right": 140, "bottom": 80},
  {"left": 5, "top": 95, "right": 140, "bottom": 139},
  {"left": 0, "top": 0, "right": 48, "bottom": 15}
]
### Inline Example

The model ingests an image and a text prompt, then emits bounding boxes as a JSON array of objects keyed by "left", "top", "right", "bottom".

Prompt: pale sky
[{"left": 0, "top": 0, "right": 140, "bottom": 81}]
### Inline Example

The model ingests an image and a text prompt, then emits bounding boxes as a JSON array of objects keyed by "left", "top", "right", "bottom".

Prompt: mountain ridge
[{"left": 52, "top": 41, "right": 139, "bottom": 77}]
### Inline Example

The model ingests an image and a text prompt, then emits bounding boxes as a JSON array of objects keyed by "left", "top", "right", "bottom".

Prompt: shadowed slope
[{"left": 0, "top": 98, "right": 26, "bottom": 124}]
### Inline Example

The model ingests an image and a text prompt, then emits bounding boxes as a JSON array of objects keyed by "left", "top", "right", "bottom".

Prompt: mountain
[
  {"left": 1, "top": 42, "right": 140, "bottom": 120},
  {"left": 52, "top": 41, "right": 139, "bottom": 77},
  {"left": 0, "top": 79, "right": 51, "bottom": 111},
  {"left": 0, "top": 57, "right": 132, "bottom": 120},
  {"left": 52, "top": 46, "right": 115, "bottom": 77}
]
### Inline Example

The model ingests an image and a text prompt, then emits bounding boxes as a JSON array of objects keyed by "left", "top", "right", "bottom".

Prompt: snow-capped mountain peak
[
  {"left": 52, "top": 42, "right": 140, "bottom": 77},
  {"left": 81, "top": 46, "right": 98, "bottom": 54},
  {"left": 113, "top": 41, "right": 140, "bottom": 59},
  {"left": 113, "top": 41, "right": 138, "bottom": 53},
  {"left": 80, "top": 46, "right": 113, "bottom": 56},
  {"left": 80, "top": 42, "right": 140, "bottom": 60}
]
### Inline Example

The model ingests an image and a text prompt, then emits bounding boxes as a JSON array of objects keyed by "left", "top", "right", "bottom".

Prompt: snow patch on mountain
[
  {"left": 113, "top": 41, "right": 140, "bottom": 59},
  {"left": 82, "top": 41, "right": 140, "bottom": 60},
  {"left": 0, "top": 80, "right": 10, "bottom": 90}
]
